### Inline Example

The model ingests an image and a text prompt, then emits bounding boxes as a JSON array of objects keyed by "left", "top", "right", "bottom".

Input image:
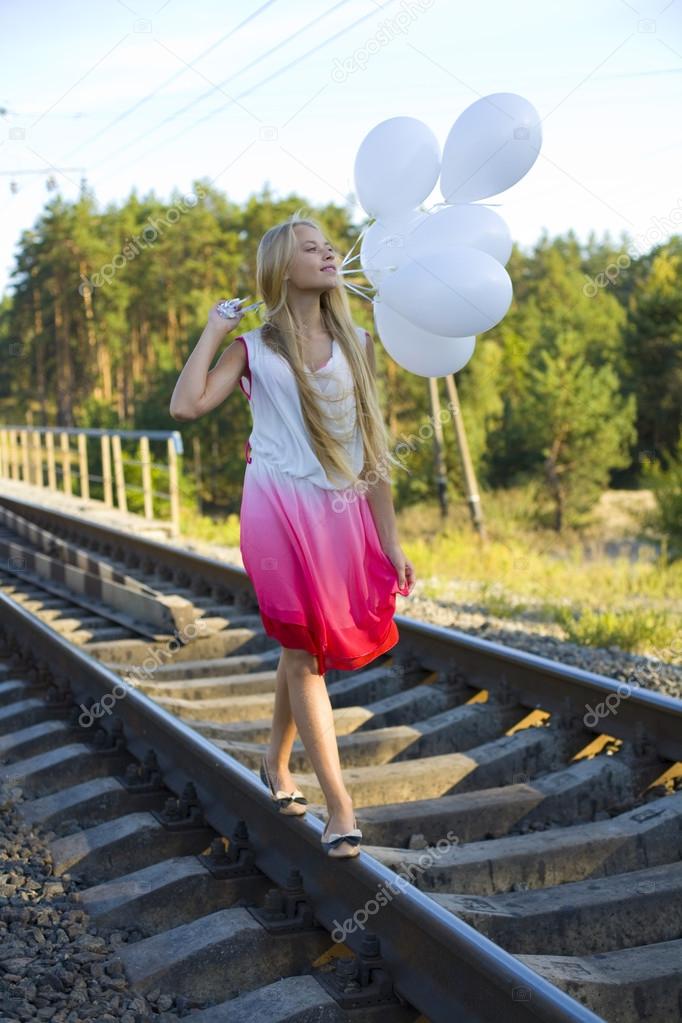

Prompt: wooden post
[
  {"left": 0, "top": 429, "right": 6, "bottom": 479},
  {"left": 444, "top": 373, "right": 486, "bottom": 540},
  {"left": 46, "top": 431, "right": 57, "bottom": 490},
  {"left": 111, "top": 434, "right": 127, "bottom": 513},
  {"left": 1, "top": 429, "right": 10, "bottom": 478},
  {"left": 32, "top": 431, "right": 43, "bottom": 487},
  {"left": 192, "top": 435, "right": 203, "bottom": 515},
  {"left": 101, "top": 435, "right": 113, "bottom": 507},
  {"left": 77, "top": 432, "right": 90, "bottom": 500},
  {"left": 100, "top": 435, "right": 112, "bottom": 507},
  {"left": 167, "top": 436, "right": 180, "bottom": 538},
  {"left": 60, "top": 432, "right": 72, "bottom": 494},
  {"left": 21, "top": 430, "right": 30, "bottom": 483},
  {"left": 140, "top": 435, "right": 153, "bottom": 520},
  {"left": 10, "top": 429, "right": 19, "bottom": 479}
]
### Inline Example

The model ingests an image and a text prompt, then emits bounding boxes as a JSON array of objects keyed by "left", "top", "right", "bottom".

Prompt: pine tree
[
  {"left": 623, "top": 242, "right": 682, "bottom": 462},
  {"left": 527, "top": 329, "right": 637, "bottom": 530}
]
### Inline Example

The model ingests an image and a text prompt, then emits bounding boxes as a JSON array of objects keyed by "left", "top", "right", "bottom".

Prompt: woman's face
[{"left": 286, "top": 225, "right": 339, "bottom": 292}]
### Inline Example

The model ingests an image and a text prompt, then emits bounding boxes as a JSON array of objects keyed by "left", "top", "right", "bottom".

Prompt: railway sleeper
[
  {"left": 434, "top": 859, "right": 682, "bottom": 954},
  {"left": 324, "top": 750, "right": 665, "bottom": 848},
  {"left": 375, "top": 790, "right": 682, "bottom": 893},
  {"left": 104, "top": 644, "right": 281, "bottom": 682},
  {"left": 85, "top": 627, "right": 278, "bottom": 666},
  {"left": 517, "top": 938, "right": 682, "bottom": 1023}
]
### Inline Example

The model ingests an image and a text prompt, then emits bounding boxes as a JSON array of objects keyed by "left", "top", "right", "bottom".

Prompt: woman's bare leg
[
  {"left": 265, "top": 652, "right": 299, "bottom": 793},
  {"left": 281, "top": 647, "right": 356, "bottom": 845}
]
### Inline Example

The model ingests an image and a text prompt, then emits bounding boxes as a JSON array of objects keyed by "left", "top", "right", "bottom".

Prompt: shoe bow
[
  {"left": 274, "top": 789, "right": 308, "bottom": 808},
  {"left": 323, "top": 827, "right": 362, "bottom": 848}
]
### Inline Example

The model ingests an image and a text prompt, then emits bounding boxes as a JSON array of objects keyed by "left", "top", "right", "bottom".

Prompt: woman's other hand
[{"left": 382, "top": 540, "right": 416, "bottom": 596}]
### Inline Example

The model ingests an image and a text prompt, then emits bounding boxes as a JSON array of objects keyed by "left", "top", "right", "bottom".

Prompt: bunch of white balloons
[{"left": 352, "top": 92, "right": 542, "bottom": 377}]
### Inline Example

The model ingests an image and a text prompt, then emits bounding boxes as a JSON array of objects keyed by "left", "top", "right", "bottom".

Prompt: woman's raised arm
[{"left": 169, "top": 300, "right": 247, "bottom": 421}]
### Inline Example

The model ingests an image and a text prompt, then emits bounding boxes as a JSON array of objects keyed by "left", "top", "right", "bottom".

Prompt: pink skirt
[{"left": 238, "top": 458, "right": 408, "bottom": 675}]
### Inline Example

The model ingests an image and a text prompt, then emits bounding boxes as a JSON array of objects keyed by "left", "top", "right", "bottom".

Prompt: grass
[
  {"left": 179, "top": 504, "right": 241, "bottom": 547},
  {"left": 550, "top": 606, "right": 679, "bottom": 657},
  {"left": 394, "top": 486, "right": 682, "bottom": 663}
]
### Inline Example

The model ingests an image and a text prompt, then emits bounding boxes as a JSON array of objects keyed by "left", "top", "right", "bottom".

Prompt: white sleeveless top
[{"left": 237, "top": 324, "right": 370, "bottom": 491}]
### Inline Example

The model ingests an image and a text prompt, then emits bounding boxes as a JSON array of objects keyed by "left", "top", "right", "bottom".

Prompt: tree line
[{"left": 0, "top": 179, "right": 680, "bottom": 535}]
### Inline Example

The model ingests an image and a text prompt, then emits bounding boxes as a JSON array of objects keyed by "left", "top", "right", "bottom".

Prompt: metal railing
[{"left": 0, "top": 426, "right": 184, "bottom": 537}]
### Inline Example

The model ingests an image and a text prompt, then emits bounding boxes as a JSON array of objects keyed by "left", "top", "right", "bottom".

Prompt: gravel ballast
[{"left": 0, "top": 782, "right": 205, "bottom": 1022}]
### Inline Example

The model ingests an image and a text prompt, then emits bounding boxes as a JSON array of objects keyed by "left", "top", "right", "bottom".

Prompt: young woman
[{"left": 170, "top": 212, "right": 416, "bottom": 858}]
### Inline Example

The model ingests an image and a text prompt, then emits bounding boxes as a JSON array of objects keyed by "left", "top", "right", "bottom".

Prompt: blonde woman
[{"left": 170, "top": 211, "right": 416, "bottom": 858}]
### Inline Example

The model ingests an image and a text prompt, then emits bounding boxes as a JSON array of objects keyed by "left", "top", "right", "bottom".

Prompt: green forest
[{"left": 1, "top": 179, "right": 681, "bottom": 564}]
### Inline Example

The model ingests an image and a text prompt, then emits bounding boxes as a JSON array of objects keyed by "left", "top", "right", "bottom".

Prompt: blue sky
[{"left": 1, "top": 0, "right": 680, "bottom": 298}]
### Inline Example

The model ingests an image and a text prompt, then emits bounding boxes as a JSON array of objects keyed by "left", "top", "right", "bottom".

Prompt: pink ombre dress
[{"left": 235, "top": 324, "right": 408, "bottom": 676}]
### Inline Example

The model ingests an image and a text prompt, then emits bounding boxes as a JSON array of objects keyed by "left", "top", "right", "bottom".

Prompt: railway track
[{"left": 1, "top": 492, "right": 681, "bottom": 1022}]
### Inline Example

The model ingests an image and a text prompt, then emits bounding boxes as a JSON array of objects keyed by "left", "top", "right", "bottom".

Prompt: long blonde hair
[{"left": 255, "top": 210, "right": 401, "bottom": 488}]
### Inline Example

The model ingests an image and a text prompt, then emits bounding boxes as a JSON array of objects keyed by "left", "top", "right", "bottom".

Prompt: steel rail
[{"left": 0, "top": 590, "right": 605, "bottom": 1023}]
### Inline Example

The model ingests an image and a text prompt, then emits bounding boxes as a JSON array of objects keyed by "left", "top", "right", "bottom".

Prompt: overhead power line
[
  {"left": 85, "top": 0, "right": 359, "bottom": 174},
  {"left": 0, "top": 167, "right": 85, "bottom": 175},
  {"left": 61, "top": 0, "right": 280, "bottom": 160}
]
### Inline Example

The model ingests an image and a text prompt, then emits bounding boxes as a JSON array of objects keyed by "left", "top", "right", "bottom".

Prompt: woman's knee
[{"left": 281, "top": 646, "right": 319, "bottom": 675}]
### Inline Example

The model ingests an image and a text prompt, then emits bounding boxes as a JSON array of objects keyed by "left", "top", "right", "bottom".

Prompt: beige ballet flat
[
  {"left": 260, "top": 756, "right": 308, "bottom": 816},
  {"left": 321, "top": 815, "right": 362, "bottom": 858}
]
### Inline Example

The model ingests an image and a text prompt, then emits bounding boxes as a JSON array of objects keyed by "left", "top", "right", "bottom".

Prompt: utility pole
[
  {"left": 0, "top": 168, "right": 86, "bottom": 194},
  {"left": 425, "top": 370, "right": 487, "bottom": 539},
  {"left": 444, "top": 372, "right": 487, "bottom": 540},
  {"left": 428, "top": 375, "right": 449, "bottom": 520}
]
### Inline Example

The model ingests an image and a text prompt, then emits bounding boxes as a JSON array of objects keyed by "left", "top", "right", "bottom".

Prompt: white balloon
[
  {"left": 354, "top": 116, "right": 440, "bottom": 219},
  {"left": 359, "top": 208, "right": 429, "bottom": 286},
  {"left": 374, "top": 300, "right": 475, "bottom": 378},
  {"left": 407, "top": 203, "right": 512, "bottom": 266},
  {"left": 379, "top": 244, "right": 513, "bottom": 336},
  {"left": 440, "top": 92, "right": 542, "bottom": 203}
]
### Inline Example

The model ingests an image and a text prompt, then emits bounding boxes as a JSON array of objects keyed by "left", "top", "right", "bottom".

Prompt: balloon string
[
  {"left": 343, "top": 281, "right": 374, "bottom": 304},
  {"left": 337, "top": 273, "right": 375, "bottom": 290},
  {"left": 340, "top": 222, "right": 372, "bottom": 269},
  {"left": 426, "top": 199, "right": 502, "bottom": 211},
  {"left": 337, "top": 267, "right": 384, "bottom": 277},
  {"left": 344, "top": 281, "right": 374, "bottom": 296}
]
